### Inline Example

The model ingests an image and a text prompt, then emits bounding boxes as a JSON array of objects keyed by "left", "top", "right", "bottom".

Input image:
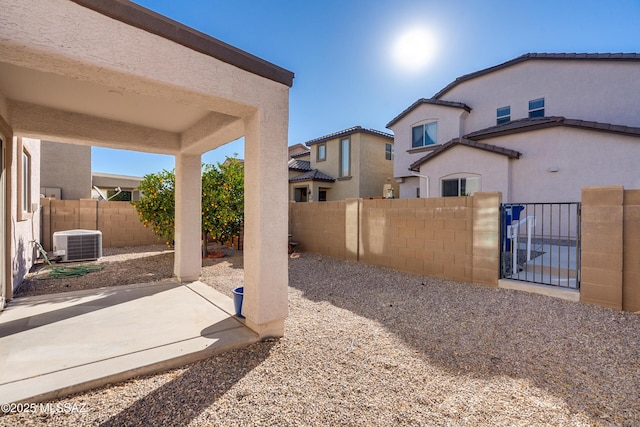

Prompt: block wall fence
[
  {"left": 289, "top": 192, "right": 502, "bottom": 287},
  {"left": 40, "top": 198, "right": 161, "bottom": 250},
  {"left": 580, "top": 187, "right": 640, "bottom": 312},
  {"left": 290, "top": 187, "right": 640, "bottom": 312}
]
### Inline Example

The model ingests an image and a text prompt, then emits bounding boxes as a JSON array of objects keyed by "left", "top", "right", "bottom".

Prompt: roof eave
[{"left": 71, "top": 0, "right": 294, "bottom": 87}]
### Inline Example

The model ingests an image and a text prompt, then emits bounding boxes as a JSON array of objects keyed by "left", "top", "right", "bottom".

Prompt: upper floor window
[
  {"left": 339, "top": 137, "right": 350, "bottom": 177},
  {"left": 528, "top": 98, "right": 545, "bottom": 118},
  {"left": 317, "top": 143, "right": 326, "bottom": 161},
  {"left": 497, "top": 106, "right": 511, "bottom": 124},
  {"left": 412, "top": 121, "right": 437, "bottom": 148},
  {"left": 385, "top": 143, "right": 394, "bottom": 160}
]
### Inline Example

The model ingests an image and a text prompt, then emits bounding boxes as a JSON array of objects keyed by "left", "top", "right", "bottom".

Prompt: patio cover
[{"left": 0, "top": 0, "right": 294, "bottom": 337}]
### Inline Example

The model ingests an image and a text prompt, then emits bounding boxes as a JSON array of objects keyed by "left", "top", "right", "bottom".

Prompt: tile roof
[
  {"left": 288, "top": 158, "right": 312, "bottom": 172},
  {"left": 409, "top": 138, "right": 521, "bottom": 171},
  {"left": 304, "top": 126, "right": 393, "bottom": 146},
  {"left": 465, "top": 116, "right": 640, "bottom": 140},
  {"left": 386, "top": 98, "right": 472, "bottom": 128},
  {"left": 433, "top": 53, "right": 640, "bottom": 99},
  {"left": 291, "top": 150, "right": 311, "bottom": 159},
  {"left": 289, "top": 169, "right": 335, "bottom": 183}
]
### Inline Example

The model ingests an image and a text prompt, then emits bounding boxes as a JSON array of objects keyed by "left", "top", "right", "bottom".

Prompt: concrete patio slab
[{"left": 0, "top": 281, "right": 258, "bottom": 404}]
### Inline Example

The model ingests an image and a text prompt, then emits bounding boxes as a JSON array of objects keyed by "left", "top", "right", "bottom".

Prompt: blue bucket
[{"left": 232, "top": 286, "right": 244, "bottom": 318}]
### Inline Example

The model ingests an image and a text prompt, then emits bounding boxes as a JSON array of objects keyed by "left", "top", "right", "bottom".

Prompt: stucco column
[
  {"left": 243, "top": 108, "right": 289, "bottom": 338},
  {"left": 174, "top": 152, "right": 202, "bottom": 282}
]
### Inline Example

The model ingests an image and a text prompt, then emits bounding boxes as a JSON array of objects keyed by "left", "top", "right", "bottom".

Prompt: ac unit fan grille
[{"left": 67, "top": 234, "right": 101, "bottom": 261}]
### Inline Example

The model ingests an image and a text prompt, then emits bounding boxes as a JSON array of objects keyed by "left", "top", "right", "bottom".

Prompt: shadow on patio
[{"left": 0, "top": 280, "right": 259, "bottom": 404}]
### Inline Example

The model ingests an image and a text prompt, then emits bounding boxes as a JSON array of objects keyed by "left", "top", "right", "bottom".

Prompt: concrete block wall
[
  {"left": 471, "top": 192, "right": 502, "bottom": 286},
  {"left": 358, "top": 197, "right": 474, "bottom": 282},
  {"left": 289, "top": 201, "right": 346, "bottom": 259},
  {"left": 40, "top": 198, "right": 161, "bottom": 250},
  {"left": 290, "top": 188, "right": 640, "bottom": 311},
  {"left": 623, "top": 189, "right": 640, "bottom": 312},
  {"left": 290, "top": 193, "right": 501, "bottom": 286},
  {"left": 580, "top": 186, "right": 624, "bottom": 310}
]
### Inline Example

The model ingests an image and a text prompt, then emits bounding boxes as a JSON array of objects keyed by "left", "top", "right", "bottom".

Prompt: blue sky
[{"left": 92, "top": 0, "right": 640, "bottom": 176}]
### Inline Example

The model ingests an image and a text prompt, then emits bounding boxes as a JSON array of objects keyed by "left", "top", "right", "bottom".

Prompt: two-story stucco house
[
  {"left": 387, "top": 53, "right": 640, "bottom": 202},
  {"left": 288, "top": 126, "right": 398, "bottom": 202}
]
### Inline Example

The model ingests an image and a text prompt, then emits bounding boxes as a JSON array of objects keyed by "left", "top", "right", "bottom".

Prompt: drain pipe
[{"left": 410, "top": 171, "right": 430, "bottom": 198}]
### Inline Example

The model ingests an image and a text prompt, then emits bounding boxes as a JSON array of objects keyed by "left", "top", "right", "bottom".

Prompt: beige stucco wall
[
  {"left": 40, "top": 140, "right": 91, "bottom": 199},
  {"left": 358, "top": 133, "right": 397, "bottom": 198},
  {"left": 10, "top": 137, "right": 40, "bottom": 292},
  {"left": 3, "top": 0, "right": 293, "bottom": 335},
  {"left": 304, "top": 132, "right": 396, "bottom": 201}
]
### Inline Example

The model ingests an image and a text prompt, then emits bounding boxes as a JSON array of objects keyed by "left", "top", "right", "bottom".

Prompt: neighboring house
[
  {"left": 288, "top": 143, "right": 309, "bottom": 158},
  {"left": 288, "top": 126, "right": 398, "bottom": 202},
  {"left": 92, "top": 172, "right": 143, "bottom": 201},
  {"left": 41, "top": 141, "right": 142, "bottom": 201},
  {"left": 387, "top": 53, "right": 640, "bottom": 202},
  {"left": 40, "top": 140, "right": 91, "bottom": 199}
]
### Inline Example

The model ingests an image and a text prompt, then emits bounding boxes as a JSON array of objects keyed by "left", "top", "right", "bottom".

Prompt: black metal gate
[{"left": 500, "top": 202, "right": 581, "bottom": 289}]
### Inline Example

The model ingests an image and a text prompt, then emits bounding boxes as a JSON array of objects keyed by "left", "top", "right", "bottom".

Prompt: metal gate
[{"left": 500, "top": 202, "right": 581, "bottom": 289}]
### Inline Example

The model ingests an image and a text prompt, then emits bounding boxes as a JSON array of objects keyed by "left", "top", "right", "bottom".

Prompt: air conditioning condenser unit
[{"left": 53, "top": 229, "right": 103, "bottom": 262}]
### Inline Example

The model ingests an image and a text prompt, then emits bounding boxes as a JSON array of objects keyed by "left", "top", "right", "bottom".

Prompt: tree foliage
[
  {"left": 202, "top": 158, "right": 244, "bottom": 244},
  {"left": 131, "top": 158, "right": 244, "bottom": 249},
  {"left": 132, "top": 169, "right": 175, "bottom": 245}
]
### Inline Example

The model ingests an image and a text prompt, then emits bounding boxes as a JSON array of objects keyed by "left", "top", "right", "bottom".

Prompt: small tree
[
  {"left": 132, "top": 158, "right": 244, "bottom": 254},
  {"left": 202, "top": 157, "right": 244, "bottom": 255},
  {"left": 131, "top": 170, "right": 175, "bottom": 246}
]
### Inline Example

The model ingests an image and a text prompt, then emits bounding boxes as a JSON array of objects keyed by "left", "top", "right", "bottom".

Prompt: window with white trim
[
  {"left": 385, "top": 143, "right": 394, "bottom": 160},
  {"left": 441, "top": 177, "right": 480, "bottom": 197},
  {"left": 317, "top": 143, "right": 326, "bottom": 161},
  {"left": 412, "top": 121, "right": 437, "bottom": 148},
  {"left": 497, "top": 106, "right": 510, "bottom": 124},
  {"left": 528, "top": 98, "right": 545, "bottom": 118}
]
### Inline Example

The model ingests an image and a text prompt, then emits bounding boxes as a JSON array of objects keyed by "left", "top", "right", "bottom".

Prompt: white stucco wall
[
  {"left": 391, "top": 57, "right": 640, "bottom": 199},
  {"left": 500, "top": 127, "right": 640, "bottom": 202},
  {"left": 417, "top": 146, "right": 511, "bottom": 199},
  {"left": 441, "top": 60, "right": 640, "bottom": 133},
  {"left": 417, "top": 127, "right": 640, "bottom": 203},
  {"left": 389, "top": 104, "right": 466, "bottom": 179},
  {"left": 398, "top": 176, "right": 420, "bottom": 199}
]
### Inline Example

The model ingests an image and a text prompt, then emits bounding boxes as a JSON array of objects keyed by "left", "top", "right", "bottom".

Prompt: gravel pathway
[{"left": 5, "top": 246, "right": 640, "bottom": 426}]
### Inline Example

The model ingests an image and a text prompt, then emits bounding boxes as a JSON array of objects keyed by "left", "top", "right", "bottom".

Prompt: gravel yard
[{"left": 6, "top": 245, "right": 640, "bottom": 426}]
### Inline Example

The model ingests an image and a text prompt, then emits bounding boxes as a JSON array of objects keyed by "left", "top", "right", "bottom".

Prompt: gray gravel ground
[{"left": 5, "top": 246, "right": 640, "bottom": 426}]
